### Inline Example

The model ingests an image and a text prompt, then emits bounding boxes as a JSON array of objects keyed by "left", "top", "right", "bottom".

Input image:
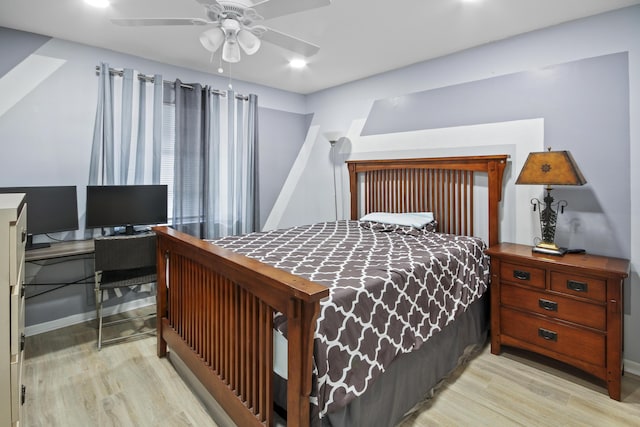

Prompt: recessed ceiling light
[
  {"left": 289, "top": 59, "right": 307, "bottom": 69},
  {"left": 85, "top": 0, "right": 110, "bottom": 8}
]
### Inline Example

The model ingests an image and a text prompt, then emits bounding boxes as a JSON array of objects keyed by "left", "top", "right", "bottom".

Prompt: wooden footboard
[{"left": 154, "top": 227, "right": 328, "bottom": 427}]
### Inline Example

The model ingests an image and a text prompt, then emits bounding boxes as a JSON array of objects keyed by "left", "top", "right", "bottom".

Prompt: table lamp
[{"left": 516, "top": 148, "right": 587, "bottom": 255}]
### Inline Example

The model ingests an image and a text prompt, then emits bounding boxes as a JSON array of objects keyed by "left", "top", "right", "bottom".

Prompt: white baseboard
[
  {"left": 625, "top": 358, "right": 640, "bottom": 377},
  {"left": 25, "top": 296, "right": 155, "bottom": 337}
]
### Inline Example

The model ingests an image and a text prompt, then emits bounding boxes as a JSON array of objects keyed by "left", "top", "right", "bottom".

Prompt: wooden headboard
[{"left": 347, "top": 155, "right": 509, "bottom": 247}]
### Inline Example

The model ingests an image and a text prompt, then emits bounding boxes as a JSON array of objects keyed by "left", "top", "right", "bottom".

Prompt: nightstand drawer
[
  {"left": 551, "top": 272, "right": 606, "bottom": 302},
  {"left": 501, "top": 308, "right": 605, "bottom": 367},
  {"left": 500, "top": 262, "right": 545, "bottom": 289},
  {"left": 501, "top": 284, "right": 606, "bottom": 330}
]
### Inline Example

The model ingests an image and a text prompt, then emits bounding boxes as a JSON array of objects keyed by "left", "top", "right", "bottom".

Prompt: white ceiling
[{"left": 1, "top": 0, "right": 639, "bottom": 94}]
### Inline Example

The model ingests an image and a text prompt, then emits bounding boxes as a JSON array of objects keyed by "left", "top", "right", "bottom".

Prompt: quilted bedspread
[{"left": 209, "top": 220, "right": 489, "bottom": 419}]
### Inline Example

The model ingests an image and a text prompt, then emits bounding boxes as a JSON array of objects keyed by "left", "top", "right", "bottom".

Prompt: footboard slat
[{"left": 155, "top": 227, "right": 329, "bottom": 427}]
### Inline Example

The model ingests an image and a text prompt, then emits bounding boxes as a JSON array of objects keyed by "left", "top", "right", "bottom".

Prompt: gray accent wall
[
  {"left": 0, "top": 26, "right": 50, "bottom": 76},
  {"left": 361, "top": 53, "right": 630, "bottom": 259}
]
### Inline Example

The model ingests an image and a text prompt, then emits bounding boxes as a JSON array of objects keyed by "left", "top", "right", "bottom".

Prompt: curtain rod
[{"left": 94, "top": 65, "right": 249, "bottom": 100}]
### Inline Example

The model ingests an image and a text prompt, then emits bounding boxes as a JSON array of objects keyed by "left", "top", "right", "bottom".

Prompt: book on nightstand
[
  {"left": 532, "top": 246, "right": 586, "bottom": 256},
  {"left": 532, "top": 245, "right": 567, "bottom": 256}
]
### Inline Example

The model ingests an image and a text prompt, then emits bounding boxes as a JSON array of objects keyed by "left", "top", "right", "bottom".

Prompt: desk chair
[{"left": 94, "top": 232, "right": 157, "bottom": 350}]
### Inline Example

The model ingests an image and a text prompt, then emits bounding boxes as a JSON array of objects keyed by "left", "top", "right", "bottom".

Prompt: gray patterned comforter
[{"left": 209, "top": 220, "right": 489, "bottom": 420}]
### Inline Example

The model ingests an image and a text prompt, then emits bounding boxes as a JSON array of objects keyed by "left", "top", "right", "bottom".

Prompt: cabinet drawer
[
  {"left": 10, "top": 351, "right": 24, "bottom": 423},
  {"left": 500, "top": 262, "right": 545, "bottom": 289},
  {"left": 9, "top": 205, "right": 27, "bottom": 287},
  {"left": 10, "top": 283, "right": 25, "bottom": 356},
  {"left": 501, "top": 284, "right": 605, "bottom": 330},
  {"left": 501, "top": 307, "right": 605, "bottom": 367},
  {"left": 551, "top": 272, "right": 606, "bottom": 302}
]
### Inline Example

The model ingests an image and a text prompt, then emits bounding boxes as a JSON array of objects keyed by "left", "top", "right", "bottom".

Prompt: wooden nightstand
[{"left": 486, "top": 243, "right": 630, "bottom": 400}]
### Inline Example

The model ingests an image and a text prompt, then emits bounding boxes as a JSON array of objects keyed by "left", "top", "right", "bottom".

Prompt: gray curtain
[
  {"left": 89, "top": 63, "right": 163, "bottom": 186},
  {"left": 243, "top": 94, "right": 260, "bottom": 234},
  {"left": 171, "top": 79, "right": 206, "bottom": 236},
  {"left": 89, "top": 63, "right": 114, "bottom": 185},
  {"left": 169, "top": 81, "right": 259, "bottom": 239}
]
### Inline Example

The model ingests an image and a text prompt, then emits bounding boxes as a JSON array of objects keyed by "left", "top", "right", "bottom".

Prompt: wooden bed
[{"left": 154, "top": 154, "right": 508, "bottom": 427}]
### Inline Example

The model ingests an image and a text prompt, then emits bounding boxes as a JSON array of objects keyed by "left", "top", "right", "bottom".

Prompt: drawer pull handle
[
  {"left": 21, "top": 333, "right": 26, "bottom": 351},
  {"left": 538, "top": 299, "right": 558, "bottom": 311},
  {"left": 21, "top": 230, "right": 27, "bottom": 243},
  {"left": 538, "top": 328, "right": 558, "bottom": 342},
  {"left": 567, "top": 280, "right": 588, "bottom": 293},
  {"left": 21, "top": 385, "right": 26, "bottom": 405},
  {"left": 513, "top": 270, "right": 531, "bottom": 281}
]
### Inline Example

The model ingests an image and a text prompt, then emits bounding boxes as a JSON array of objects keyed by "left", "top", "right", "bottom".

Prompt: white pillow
[{"left": 359, "top": 212, "right": 435, "bottom": 228}]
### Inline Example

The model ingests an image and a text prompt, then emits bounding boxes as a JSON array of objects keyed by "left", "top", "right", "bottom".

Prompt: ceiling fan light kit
[
  {"left": 222, "top": 37, "right": 242, "bottom": 63},
  {"left": 237, "top": 29, "right": 261, "bottom": 55},
  {"left": 200, "top": 27, "right": 225, "bottom": 52},
  {"left": 111, "top": 0, "right": 330, "bottom": 65}
]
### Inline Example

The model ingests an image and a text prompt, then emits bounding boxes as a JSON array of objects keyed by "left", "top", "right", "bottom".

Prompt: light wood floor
[{"left": 23, "top": 316, "right": 640, "bottom": 427}]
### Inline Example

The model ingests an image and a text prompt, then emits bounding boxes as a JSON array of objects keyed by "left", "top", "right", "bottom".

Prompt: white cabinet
[{"left": 1, "top": 194, "right": 27, "bottom": 427}]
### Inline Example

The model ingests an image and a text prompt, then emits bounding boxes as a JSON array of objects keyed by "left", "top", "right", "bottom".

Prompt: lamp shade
[
  {"left": 323, "top": 131, "right": 343, "bottom": 143},
  {"left": 200, "top": 28, "right": 225, "bottom": 53},
  {"left": 516, "top": 150, "right": 586, "bottom": 186},
  {"left": 237, "top": 29, "right": 261, "bottom": 55},
  {"left": 222, "top": 38, "right": 241, "bottom": 63}
]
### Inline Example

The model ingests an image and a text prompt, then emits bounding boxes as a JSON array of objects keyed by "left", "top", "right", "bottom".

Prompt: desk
[
  {"left": 25, "top": 240, "right": 95, "bottom": 301},
  {"left": 24, "top": 236, "right": 155, "bottom": 332},
  {"left": 24, "top": 240, "right": 97, "bottom": 330},
  {"left": 25, "top": 239, "right": 94, "bottom": 262}
]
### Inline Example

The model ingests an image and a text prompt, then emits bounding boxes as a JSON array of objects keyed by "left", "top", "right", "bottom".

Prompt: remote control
[{"left": 565, "top": 248, "right": 586, "bottom": 254}]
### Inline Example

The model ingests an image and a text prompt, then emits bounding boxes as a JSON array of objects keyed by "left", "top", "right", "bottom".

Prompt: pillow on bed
[
  {"left": 359, "top": 212, "right": 434, "bottom": 228},
  {"left": 359, "top": 212, "right": 438, "bottom": 235}
]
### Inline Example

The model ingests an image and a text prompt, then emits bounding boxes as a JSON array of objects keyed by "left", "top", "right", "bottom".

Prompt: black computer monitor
[
  {"left": 86, "top": 185, "right": 168, "bottom": 235},
  {"left": 0, "top": 186, "right": 79, "bottom": 250}
]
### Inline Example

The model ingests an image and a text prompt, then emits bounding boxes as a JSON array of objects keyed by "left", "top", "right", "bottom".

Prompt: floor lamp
[
  {"left": 516, "top": 148, "right": 587, "bottom": 255},
  {"left": 324, "top": 131, "right": 343, "bottom": 221}
]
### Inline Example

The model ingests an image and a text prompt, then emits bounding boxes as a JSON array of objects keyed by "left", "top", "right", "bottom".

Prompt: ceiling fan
[{"left": 111, "top": 0, "right": 331, "bottom": 64}]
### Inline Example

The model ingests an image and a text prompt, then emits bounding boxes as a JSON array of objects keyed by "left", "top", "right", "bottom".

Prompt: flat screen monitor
[
  {"left": 0, "top": 186, "right": 79, "bottom": 250},
  {"left": 86, "top": 185, "right": 168, "bottom": 234}
]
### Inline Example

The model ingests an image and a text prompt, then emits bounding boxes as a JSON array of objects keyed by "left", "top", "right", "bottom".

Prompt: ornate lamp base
[{"left": 530, "top": 187, "right": 568, "bottom": 256}]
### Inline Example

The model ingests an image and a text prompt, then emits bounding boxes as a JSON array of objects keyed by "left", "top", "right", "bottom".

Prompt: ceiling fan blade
[
  {"left": 194, "top": 0, "right": 222, "bottom": 6},
  {"left": 251, "top": 0, "right": 331, "bottom": 20},
  {"left": 261, "top": 28, "right": 319, "bottom": 57},
  {"left": 111, "top": 18, "right": 211, "bottom": 26}
]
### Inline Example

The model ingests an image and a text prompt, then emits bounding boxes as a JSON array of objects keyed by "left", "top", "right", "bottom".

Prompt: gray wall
[
  {"left": 258, "top": 108, "right": 312, "bottom": 228},
  {"left": 361, "top": 53, "right": 630, "bottom": 259}
]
